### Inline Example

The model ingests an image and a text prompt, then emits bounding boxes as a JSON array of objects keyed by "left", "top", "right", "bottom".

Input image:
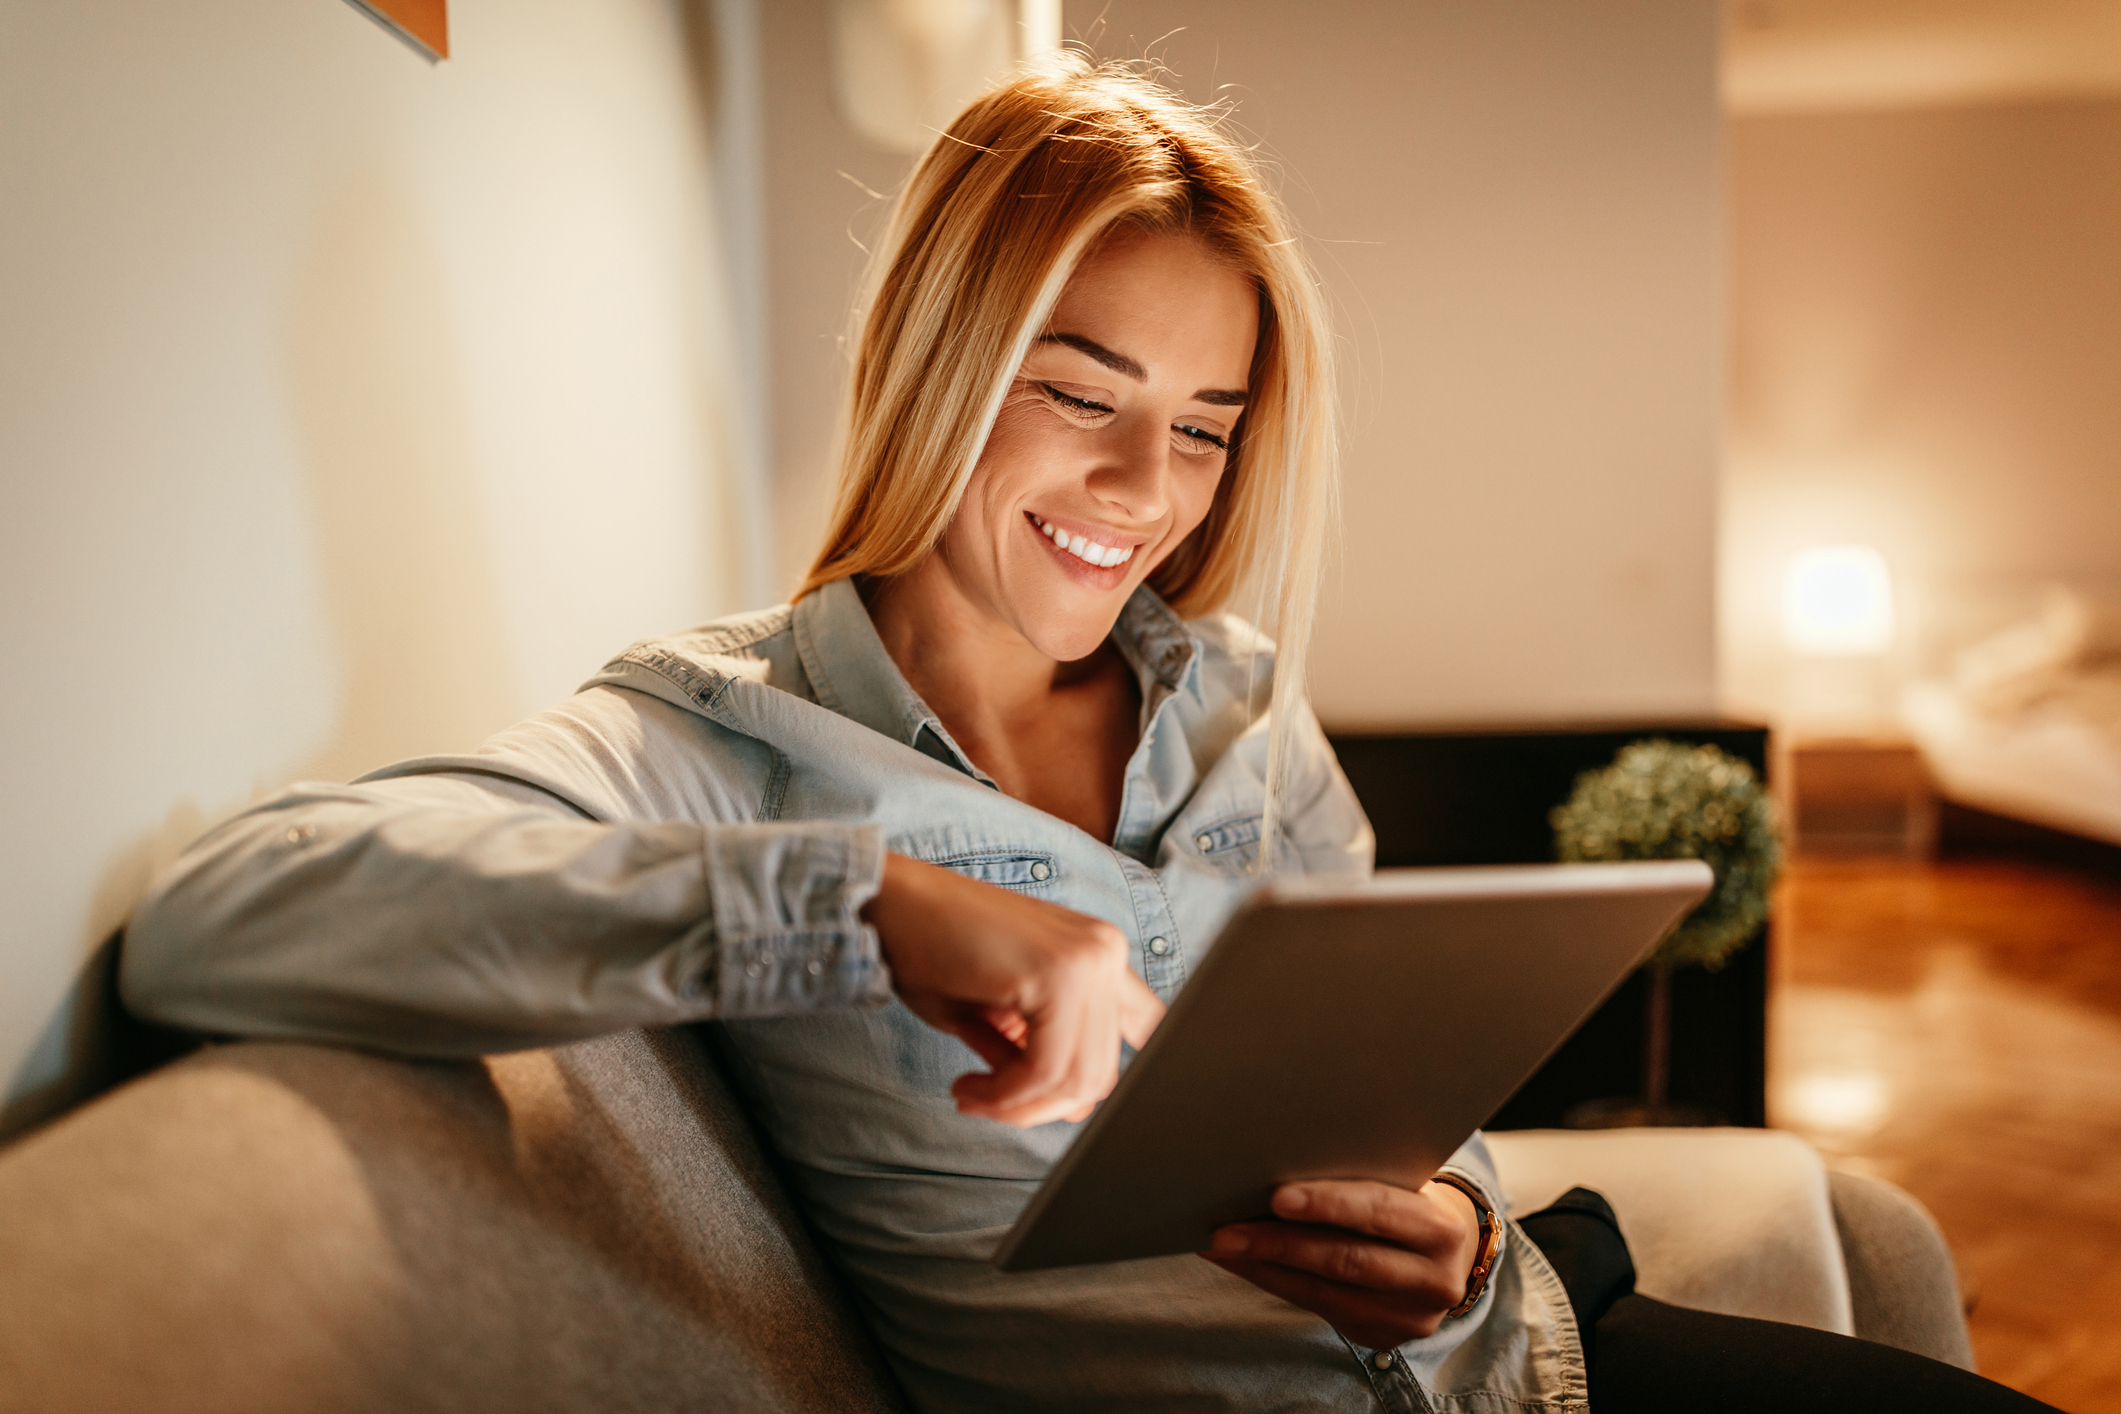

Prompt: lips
[{"left": 1028, "top": 513, "right": 1137, "bottom": 569}]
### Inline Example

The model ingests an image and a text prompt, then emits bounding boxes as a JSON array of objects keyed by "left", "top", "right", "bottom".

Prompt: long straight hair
[{"left": 798, "top": 53, "right": 1338, "bottom": 855}]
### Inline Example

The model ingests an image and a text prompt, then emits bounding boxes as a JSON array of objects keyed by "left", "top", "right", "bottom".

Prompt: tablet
[{"left": 992, "top": 859, "right": 1714, "bottom": 1272}]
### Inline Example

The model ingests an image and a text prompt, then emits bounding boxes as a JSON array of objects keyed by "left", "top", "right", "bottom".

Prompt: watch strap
[{"left": 1431, "top": 1171, "right": 1504, "bottom": 1319}]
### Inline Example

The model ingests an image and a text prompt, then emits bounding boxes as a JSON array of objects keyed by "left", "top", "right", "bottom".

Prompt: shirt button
[
  {"left": 745, "top": 958, "right": 767, "bottom": 979},
  {"left": 1195, "top": 833, "right": 1214, "bottom": 852},
  {"left": 805, "top": 958, "right": 825, "bottom": 976},
  {"left": 1372, "top": 1350, "right": 1393, "bottom": 1370},
  {"left": 1029, "top": 861, "right": 1051, "bottom": 882},
  {"left": 1148, "top": 936, "right": 1170, "bottom": 956},
  {"left": 285, "top": 824, "right": 316, "bottom": 845}
]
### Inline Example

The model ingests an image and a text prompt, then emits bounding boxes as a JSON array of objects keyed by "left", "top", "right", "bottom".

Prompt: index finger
[
  {"left": 952, "top": 984, "right": 1090, "bottom": 1118},
  {"left": 1272, "top": 1180, "right": 1455, "bottom": 1250},
  {"left": 1118, "top": 971, "right": 1166, "bottom": 1050}
]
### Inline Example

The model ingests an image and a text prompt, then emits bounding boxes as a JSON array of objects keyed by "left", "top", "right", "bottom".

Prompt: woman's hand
[
  {"left": 862, "top": 852, "right": 1165, "bottom": 1127},
  {"left": 1203, "top": 1179, "right": 1481, "bottom": 1348}
]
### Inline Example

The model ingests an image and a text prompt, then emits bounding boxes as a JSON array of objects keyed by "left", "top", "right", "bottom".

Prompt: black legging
[{"left": 1517, "top": 1188, "right": 2064, "bottom": 1413}]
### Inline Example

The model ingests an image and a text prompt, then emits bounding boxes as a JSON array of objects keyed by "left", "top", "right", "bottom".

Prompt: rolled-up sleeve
[
  {"left": 704, "top": 820, "right": 890, "bottom": 1016},
  {"left": 121, "top": 692, "right": 896, "bottom": 1056}
]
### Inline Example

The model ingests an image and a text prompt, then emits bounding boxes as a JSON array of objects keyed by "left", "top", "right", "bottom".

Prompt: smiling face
[{"left": 930, "top": 228, "right": 1261, "bottom": 663}]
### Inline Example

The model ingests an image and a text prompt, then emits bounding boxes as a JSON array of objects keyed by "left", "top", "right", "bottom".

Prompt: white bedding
[{"left": 1902, "top": 585, "right": 2121, "bottom": 847}]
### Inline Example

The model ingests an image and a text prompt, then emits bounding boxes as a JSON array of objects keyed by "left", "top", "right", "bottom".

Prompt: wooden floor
[{"left": 1773, "top": 855, "right": 2121, "bottom": 1413}]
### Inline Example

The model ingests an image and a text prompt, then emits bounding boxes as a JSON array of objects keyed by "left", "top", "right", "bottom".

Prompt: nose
[{"left": 1084, "top": 411, "right": 1172, "bottom": 525}]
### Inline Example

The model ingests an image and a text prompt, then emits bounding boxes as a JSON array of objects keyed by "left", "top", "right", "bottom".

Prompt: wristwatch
[{"left": 1430, "top": 1172, "right": 1504, "bottom": 1319}]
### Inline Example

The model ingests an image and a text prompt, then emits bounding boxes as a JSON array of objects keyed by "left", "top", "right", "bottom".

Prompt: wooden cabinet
[{"left": 1779, "top": 736, "right": 1938, "bottom": 858}]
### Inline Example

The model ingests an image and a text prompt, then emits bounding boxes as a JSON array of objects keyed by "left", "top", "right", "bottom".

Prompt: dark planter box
[{"left": 1327, "top": 722, "right": 1772, "bottom": 1131}]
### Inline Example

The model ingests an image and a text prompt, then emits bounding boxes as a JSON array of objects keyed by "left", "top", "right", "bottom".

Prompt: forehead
[{"left": 1047, "top": 229, "right": 1259, "bottom": 376}]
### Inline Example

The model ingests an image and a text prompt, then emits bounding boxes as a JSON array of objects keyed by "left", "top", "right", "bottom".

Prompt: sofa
[{"left": 0, "top": 1026, "right": 1973, "bottom": 1412}]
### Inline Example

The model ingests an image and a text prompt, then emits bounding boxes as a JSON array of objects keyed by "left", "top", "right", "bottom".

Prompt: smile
[{"left": 1029, "top": 514, "right": 1136, "bottom": 569}]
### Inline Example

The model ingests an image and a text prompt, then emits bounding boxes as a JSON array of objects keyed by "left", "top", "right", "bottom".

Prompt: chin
[{"left": 1020, "top": 604, "right": 1128, "bottom": 664}]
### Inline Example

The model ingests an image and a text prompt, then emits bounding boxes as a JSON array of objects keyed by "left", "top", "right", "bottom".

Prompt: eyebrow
[{"left": 1038, "top": 332, "right": 1248, "bottom": 407}]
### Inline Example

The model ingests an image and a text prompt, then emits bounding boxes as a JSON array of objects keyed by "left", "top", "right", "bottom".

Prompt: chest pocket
[
  {"left": 930, "top": 849, "right": 1059, "bottom": 891},
  {"left": 1187, "top": 812, "right": 1266, "bottom": 875}
]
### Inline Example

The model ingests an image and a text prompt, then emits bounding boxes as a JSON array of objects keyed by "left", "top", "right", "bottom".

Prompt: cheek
[
  {"left": 943, "top": 398, "right": 1063, "bottom": 567},
  {"left": 969, "top": 396, "right": 1067, "bottom": 510},
  {"left": 1167, "top": 457, "right": 1229, "bottom": 542},
  {"left": 1006, "top": 418, "right": 1088, "bottom": 487}
]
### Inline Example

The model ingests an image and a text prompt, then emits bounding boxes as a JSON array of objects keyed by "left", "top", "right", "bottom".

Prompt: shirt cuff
[
  {"left": 701, "top": 823, "right": 892, "bottom": 1017},
  {"left": 1439, "top": 1134, "right": 1509, "bottom": 1298}
]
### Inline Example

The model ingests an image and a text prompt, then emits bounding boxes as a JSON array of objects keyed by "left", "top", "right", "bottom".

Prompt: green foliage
[{"left": 1549, "top": 739, "right": 1783, "bottom": 971}]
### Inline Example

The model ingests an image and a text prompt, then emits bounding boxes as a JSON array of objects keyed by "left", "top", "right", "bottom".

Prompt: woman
[{"left": 126, "top": 56, "right": 2052, "bottom": 1414}]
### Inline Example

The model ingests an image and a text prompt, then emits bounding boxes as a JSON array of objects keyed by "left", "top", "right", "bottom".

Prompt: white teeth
[{"left": 1035, "top": 515, "right": 1133, "bottom": 569}]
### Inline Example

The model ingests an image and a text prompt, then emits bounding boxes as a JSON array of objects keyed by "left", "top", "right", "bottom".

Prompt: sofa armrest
[
  {"left": 1484, "top": 1128, "right": 1976, "bottom": 1370},
  {"left": 1829, "top": 1168, "right": 1976, "bottom": 1370},
  {"left": 1484, "top": 1127, "right": 1855, "bottom": 1334},
  {"left": 0, "top": 1031, "right": 908, "bottom": 1414}
]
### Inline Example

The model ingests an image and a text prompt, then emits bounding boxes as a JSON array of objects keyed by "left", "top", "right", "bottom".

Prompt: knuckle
[
  {"left": 1056, "top": 921, "right": 1123, "bottom": 963},
  {"left": 1325, "top": 1243, "right": 1371, "bottom": 1283}
]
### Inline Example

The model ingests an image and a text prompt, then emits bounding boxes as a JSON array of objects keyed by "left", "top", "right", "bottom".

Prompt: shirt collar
[
  {"left": 1110, "top": 581, "right": 1203, "bottom": 702},
  {"left": 792, "top": 576, "right": 947, "bottom": 752},
  {"left": 791, "top": 576, "right": 1203, "bottom": 777}
]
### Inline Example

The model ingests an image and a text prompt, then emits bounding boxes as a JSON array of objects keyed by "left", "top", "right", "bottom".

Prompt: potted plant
[{"left": 1550, "top": 739, "right": 1784, "bottom": 1126}]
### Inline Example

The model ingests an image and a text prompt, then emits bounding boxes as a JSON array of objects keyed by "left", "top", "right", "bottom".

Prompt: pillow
[{"left": 1952, "top": 585, "right": 2106, "bottom": 716}]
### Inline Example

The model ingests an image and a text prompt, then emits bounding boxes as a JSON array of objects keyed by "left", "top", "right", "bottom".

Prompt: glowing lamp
[{"left": 1782, "top": 546, "right": 1895, "bottom": 656}]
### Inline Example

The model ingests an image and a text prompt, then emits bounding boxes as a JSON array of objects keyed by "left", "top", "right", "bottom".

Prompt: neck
[
  {"left": 861, "top": 557, "right": 1142, "bottom": 840},
  {"left": 863, "top": 556, "right": 1103, "bottom": 732}
]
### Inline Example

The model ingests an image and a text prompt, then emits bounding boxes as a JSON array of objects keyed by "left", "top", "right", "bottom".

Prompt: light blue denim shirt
[{"left": 124, "top": 577, "right": 1586, "bottom": 1414}]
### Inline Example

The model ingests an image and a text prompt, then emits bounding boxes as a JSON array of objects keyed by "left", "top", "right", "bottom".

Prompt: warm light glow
[
  {"left": 1780, "top": 1068, "right": 1891, "bottom": 1134},
  {"left": 1782, "top": 545, "right": 1895, "bottom": 655}
]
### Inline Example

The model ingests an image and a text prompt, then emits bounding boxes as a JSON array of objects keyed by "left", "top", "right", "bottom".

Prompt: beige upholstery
[
  {"left": 0, "top": 1032, "right": 1972, "bottom": 1411},
  {"left": 1487, "top": 1127, "right": 1856, "bottom": 1334},
  {"left": 1485, "top": 1128, "right": 1975, "bottom": 1371},
  {"left": 1828, "top": 1167, "right": 1978, "bottom": 1370},
  {"left": 0, "top": 1031, "right": 907, "bottom": 1414}
]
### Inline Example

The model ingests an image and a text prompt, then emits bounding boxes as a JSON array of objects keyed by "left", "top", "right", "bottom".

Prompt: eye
[
  {"left": 1173, "top": 422, "right": 1230, "bottom": 455},
  {"left": 1040, "top": 383, "right": 1114, "bottom": 418}
]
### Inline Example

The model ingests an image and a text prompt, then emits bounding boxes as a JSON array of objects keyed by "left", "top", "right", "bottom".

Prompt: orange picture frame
[{"left": 345, "top": 0, "right": 448, "bottom": 61}]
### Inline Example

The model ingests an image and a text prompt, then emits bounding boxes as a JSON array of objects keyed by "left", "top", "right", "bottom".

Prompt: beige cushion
[
  {"left": 1485, "top": 1127, "right": 1856, "bottom": 1336},
  {"left": 0, "top": 1035, "right": 1972, "bottom": 1408},
  {"left": 1828, "top": 1168, "right": 1976, "bottom": 1370},
  {"left": 0, "top": 1030, "right": 906, "bottom": 1414}
]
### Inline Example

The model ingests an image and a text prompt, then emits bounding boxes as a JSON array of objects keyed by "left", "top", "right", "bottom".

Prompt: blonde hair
[{"left": 799, "top": 53, "right": 1337, "bottom": 853}]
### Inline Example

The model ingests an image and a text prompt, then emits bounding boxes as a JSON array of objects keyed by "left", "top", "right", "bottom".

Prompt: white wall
[
  {"left": 746, "top": 1, "right": 1726, "bottom": 720},
  {"left": 755, "top": 1, "right": 919, "bottom": 592},
  {"left": 1069, "top": 0, "right": 1725, "bottom": 727},
  {"left": 1722, "top": 99, "right": 2121, "bottom": 716},
  {"left": 746, "top": 3, "right": 1048, "bottom": 595},
  {"left": 0, "top": 0, "right": 746, "bottom": 1132}
]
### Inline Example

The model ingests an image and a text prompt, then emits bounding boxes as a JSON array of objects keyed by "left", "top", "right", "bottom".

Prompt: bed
[{"left": 1901, "top": 584, "right": 2121, "bottom": 849}]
